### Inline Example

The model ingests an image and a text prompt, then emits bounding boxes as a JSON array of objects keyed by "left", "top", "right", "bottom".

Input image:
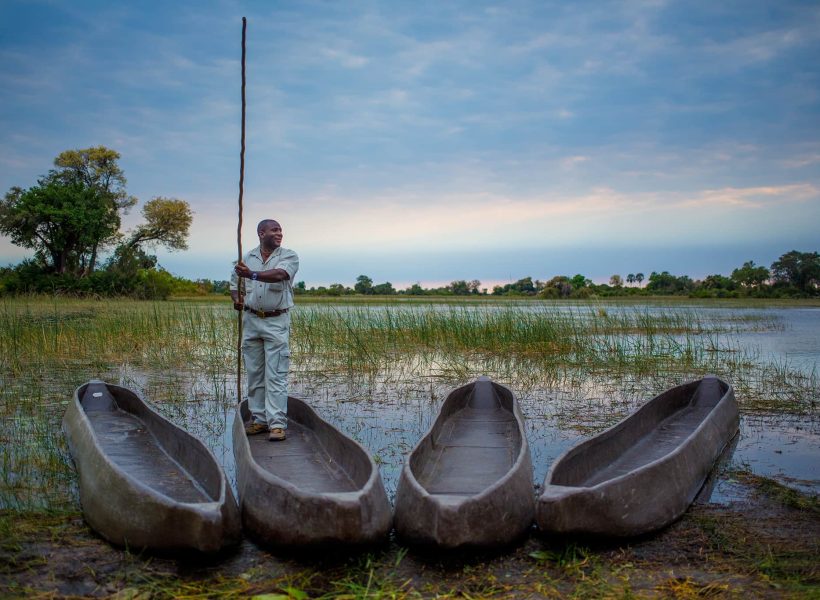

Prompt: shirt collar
[{"left": 250, "top": 245, "right": 281, "bottom": 263}]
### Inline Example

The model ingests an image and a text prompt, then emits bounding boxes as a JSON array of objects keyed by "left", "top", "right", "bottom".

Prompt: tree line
[
  {"left": 294, "top": 252, "right": 819, "bottom": 298},
  {"left": 0, "top": 147, "right": 192, "bottom": 298}
]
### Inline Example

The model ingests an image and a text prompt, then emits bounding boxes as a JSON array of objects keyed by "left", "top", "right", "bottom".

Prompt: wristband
[{"left": 251, "top": 272, "right": 258, "bottom": 281}]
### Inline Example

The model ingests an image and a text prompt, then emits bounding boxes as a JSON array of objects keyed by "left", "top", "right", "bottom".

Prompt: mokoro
[
  {"left": 393, "top": 377, "right": 534, "bottom": 548},
  {"left": 537, "top": 376, "right": 739, "bottom": 537},
  {"left": 232, "top": 397, "right": 392, "bottom": 547},
  {"left": 62, "top": 380, "right": 241, "bottom": 552}
]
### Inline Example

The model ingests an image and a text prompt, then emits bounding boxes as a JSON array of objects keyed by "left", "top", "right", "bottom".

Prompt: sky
[{"left": 1, "top": 0, "right": 819, "bottom": 288}]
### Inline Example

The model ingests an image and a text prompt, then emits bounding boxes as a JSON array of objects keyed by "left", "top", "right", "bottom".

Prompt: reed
[{"left": 0, "top": 296, "right": 816, "bottom": 512}]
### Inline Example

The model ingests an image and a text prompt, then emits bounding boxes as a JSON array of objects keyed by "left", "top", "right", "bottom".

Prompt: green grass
[
  {"left": 0, "top": 296, "right": 817, "bottom": 511},
  {"left": 0, "top": 295, "right": 817, "bottom": 597}
]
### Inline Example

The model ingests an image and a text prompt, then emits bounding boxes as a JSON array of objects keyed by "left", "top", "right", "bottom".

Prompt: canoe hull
[
  {"left": 63, "top": 381, "right": 241, "bottom": 552},
  {"left": 394, "top": 377, "right": 534, "bottom": 548},
  {"left": 537, "top": 376, "right": 739, "bottom": 537},
  {"left": 233, "top": 397, "right": 392, "bottom": 547}
]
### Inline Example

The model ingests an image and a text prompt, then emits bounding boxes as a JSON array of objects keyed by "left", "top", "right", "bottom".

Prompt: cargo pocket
[{"left": 277, "top": 350, "right": 290, "bottom": 373}]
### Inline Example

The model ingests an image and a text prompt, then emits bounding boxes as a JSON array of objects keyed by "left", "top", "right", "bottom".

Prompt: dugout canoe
[
  {"left": 62, "top": 380, "right": 241, "bottom": 552},
  {"left": 536, "top": 376, "right": 739, "bottom": 537},
  {"left": 393, "top": 377, "right": 534, "bottom": 548},
  {"left": 232, "top": 397, "right": 392, "bottom": 547}
]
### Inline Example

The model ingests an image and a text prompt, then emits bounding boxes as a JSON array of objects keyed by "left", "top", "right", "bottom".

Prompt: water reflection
[{"left": 120, "top": 366, "right": 818, "bottom": 506}]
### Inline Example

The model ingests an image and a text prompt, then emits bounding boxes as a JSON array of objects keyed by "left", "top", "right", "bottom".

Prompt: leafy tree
[
  {"left": 635, "top": 273, "right": 644, "bottom": 287},
  {"left": 609, "top": 274, "right": 623, "bottom": 287},
  {"left": 52, "top": 146, "right": 138, "bottom": 273},
  {"left": 626, "top": 273, "right": 635, "bottom": 286},
  {"left": 541, "top": 275, "right": 572, "bottom": 298},
  {"left": 372, "top": 281, "right": 396, "bottom": 295},
  {"left": 731, "top": 261, "right": 770, "bottom": 288},
  {"left": 406, "top": 283, "right": 425, "bottom": 295},
  {"left": 104, "top": 244, "right": 158, "bottom": 274},
  {"left": 449, "top": 280, "right": 470, "bottom": 295},
  {"left": 646, "top": 271, "right": 693, "bottom": 294},
  {"left": 327, "top": 283, "right": 347, "bottom": 296},
  {"left": 122, "top": 197, "right": 193, "bottom": 252},
  {"left": 701, "top": 274, "right": 736, "bottom": 290},
  {"left": 570, "top": 274, "right": 591, "bottom": 289},
  {"left": 493, "top": 277, "right": 537, "bottom": 295},
  {"left": 0, "top": 179, "right": 118, "bottom": 274},
  {"left": 770, "top": 251, "right": 820, "bottom": 294},
  {"left": 354, "top": 275, "right": 373, "bottom": 294}
]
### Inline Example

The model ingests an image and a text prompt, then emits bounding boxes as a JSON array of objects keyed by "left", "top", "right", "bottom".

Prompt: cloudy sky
[{"left": 1, "top": 0, "right": 819, "bottom": 287}]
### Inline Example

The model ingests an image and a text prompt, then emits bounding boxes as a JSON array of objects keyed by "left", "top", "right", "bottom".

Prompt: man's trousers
[{"left": 242, "top": 311, "right": 290, "bottom": 429}]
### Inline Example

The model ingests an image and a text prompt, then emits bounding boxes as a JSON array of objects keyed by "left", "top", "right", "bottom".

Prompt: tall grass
[{"left": 0, "top": 296, "right": 816, "bottom": 510}]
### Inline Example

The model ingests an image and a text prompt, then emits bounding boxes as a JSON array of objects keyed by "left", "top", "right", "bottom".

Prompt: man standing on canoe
[{"left": 231, "top": 219, "right": 299, "bottom": 441}]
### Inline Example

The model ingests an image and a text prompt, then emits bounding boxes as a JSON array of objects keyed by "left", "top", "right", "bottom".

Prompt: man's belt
[{"left": 243, "top": 306, "right": 289, "bottom": 318}]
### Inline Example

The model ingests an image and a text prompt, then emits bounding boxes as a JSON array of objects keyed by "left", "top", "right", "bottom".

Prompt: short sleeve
[
  {"left": 278, "top": 249, "right": 299, "bottom": 280},
  {"left": 229, "top": 253, "right": 249, "bottom": 291}
]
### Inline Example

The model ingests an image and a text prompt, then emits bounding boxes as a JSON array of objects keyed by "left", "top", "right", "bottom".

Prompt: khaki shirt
[{"left": 230, "top": 245, "right": 299, "bottom": 311}]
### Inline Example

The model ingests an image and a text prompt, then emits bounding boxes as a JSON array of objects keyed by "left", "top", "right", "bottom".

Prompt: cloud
[
  {"left": 681, "top": 184, "right": 819, "bottom": 208},
  {"left": 560, "top": 155, "right": 589, "bottom": 170}
]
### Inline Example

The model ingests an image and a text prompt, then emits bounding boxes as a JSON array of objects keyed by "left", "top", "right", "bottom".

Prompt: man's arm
[
  {"left": 235, "top": 261, "right": 290, "bottom": 282},
  {"left": 230, "top": 263, "right": 243, "bottom": 310}
]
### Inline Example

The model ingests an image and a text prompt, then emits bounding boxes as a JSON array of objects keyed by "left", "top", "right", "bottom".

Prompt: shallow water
[
  {"left": 167, "top": 371, "right": 817, "bottom": 507},
  {"left": 1, "top": 301, "right": 817, "bottom": 511},
  {"left": 80, "top": 303, "right": 820, "bottom": 505}
]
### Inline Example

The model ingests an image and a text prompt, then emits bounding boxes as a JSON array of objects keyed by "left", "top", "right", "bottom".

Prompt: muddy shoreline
[{"left": 2, "top": 471, "right": 817, "bottom": 599}]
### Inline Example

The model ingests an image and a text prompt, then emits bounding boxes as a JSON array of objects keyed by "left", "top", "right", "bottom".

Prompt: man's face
[{"left": 258, "top": 221, "right": 283, "bottom": 249}]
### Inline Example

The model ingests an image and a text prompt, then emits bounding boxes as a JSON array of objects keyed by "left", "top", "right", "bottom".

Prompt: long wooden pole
[{"left": 237, "top": 16, "right": 247, "bottom": 404}]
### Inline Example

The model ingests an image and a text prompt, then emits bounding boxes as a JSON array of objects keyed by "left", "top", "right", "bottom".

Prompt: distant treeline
[
  {"left": 293, "top": 251, "right": 819, "bottom": 299},
  {"left": 1, "top": 250, "right": 818, "bottom": 300}
]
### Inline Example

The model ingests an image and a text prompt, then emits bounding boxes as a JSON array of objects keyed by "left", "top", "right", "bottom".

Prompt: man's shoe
[
  {"left": 268, "top": 427, "right": 286, "bottom": 441},
  {"left": 245, "top": 422, "right": 267, "bottom": 435}
]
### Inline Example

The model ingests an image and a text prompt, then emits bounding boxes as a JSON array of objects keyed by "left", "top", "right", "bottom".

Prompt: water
[
  {"left": 157, "top": 303, "right": 819, "bottom": 505},
  {"left": 2, "top": 301, "right": 817, "bottom": 510},
  {"left": 170, "top": 369, "right": 818, "bottom": 507}
]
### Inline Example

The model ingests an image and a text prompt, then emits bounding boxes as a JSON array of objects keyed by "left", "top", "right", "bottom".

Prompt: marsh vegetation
[{"left": 0, "top": 296, "right": 817, "bottom": 597}]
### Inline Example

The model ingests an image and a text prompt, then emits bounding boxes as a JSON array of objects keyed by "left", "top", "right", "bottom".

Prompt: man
[{"left": 231, "top": 219, "right": 299, "bottom": 441}]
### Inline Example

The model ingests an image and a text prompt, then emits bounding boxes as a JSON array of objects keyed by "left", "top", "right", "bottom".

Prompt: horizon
[{"left": 2, "top": 1, "right": 819, "bottom": 285}]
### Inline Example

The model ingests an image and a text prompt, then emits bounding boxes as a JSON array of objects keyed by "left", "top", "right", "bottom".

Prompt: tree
[
  {"left": 449, "top": 280, "right": 470, "bottom": 295},
  {"left": 731, "top": 261, "right": 769, "bottom": 288},
  {"left": 406, "top": 283, "right": 425, "bottom": 295},
  {"left": 123, "top": 197, "right": 193, "bottom": 252},
  {"left": 701, "top": 274, "right": 735, "bottom": 290},
  {"left": 770, "top": 251, "right": 820, "bottom": 293},
  {"left": 541, "top": 276, "right": 572, "bottom": 298},
  {"left": 635, "top": 273, "right": 644, "bottom": 287},
  {"left": 0, "top": 179, "right": 118, "bottom": 274},
  {"left": 372, "top": 281, "right": 396, "bottom": 295},
  {"left": 52, "top": 146, "right": 138, "bottom": 273},
  {"left": 354, "top": 275, "right": 373, "bottom": 294},
  {"left": 570, "top": 274, "right": 590, "bottom": 289},
  {"left": 609, "top": 274, "right": 623, "bottom": 288},
  {"left": 327, "top": 283, "right": 346, "bottom": 296},
  {"left": 626, "top": 273, "right": 635, "bottom": 286}
]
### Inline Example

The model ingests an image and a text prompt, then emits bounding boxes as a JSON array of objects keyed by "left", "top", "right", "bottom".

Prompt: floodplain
[{"left": 1, "top": 296, "right": 818, "bottom": 598}]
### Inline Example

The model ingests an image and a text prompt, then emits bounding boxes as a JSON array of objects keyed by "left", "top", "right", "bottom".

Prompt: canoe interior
[
  {"left": 550, "top": 377, "right": 730, "bottom": 487},
  {"left": 410, "top": 379, "right": 520, "bottom": 496},
  {"left": 240, "top": 399, "right": 368, "bottom": 493},
  {"left": 79, "top": 381, "right": 221, "bottom": 503}
]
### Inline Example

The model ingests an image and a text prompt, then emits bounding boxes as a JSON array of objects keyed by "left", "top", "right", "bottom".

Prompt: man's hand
[
  {"left": 235, "top": 261, "right": 253, "bottom": 279},
  {"left": 233, "top": 301, "right": 244, "bottom": 311}
]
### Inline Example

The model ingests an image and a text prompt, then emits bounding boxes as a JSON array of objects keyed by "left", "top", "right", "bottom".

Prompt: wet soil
[{"left": 2, "top": 474, "right": 817, "bottom": 599}]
